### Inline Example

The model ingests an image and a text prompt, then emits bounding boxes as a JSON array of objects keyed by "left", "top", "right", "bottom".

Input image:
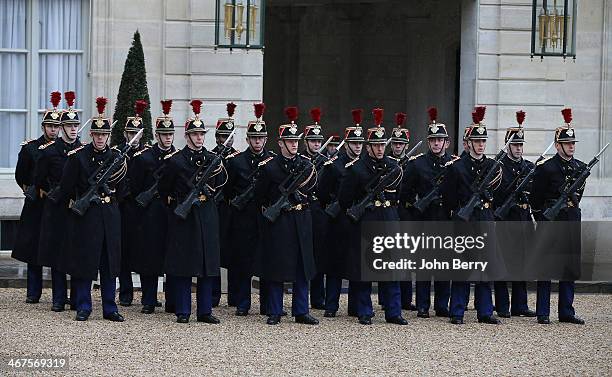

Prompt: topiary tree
[{"left": 111, "top": 30, "right": 153, "bottom": 146}]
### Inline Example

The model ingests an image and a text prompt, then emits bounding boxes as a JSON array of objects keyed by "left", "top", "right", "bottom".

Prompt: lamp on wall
[
  {"left": 216, "top": 0, "right": 265, "bottom": 50},
  {"left": 531, "top": 0, "right": 577, "bottom": 60}
]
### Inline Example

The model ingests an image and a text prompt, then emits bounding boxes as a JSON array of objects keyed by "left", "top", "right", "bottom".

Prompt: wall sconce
[
  {"left": 216, "top": 0, "right": 265, "bottom": 50},
  {"left": 531, "top": 0, "right": 577, "bottom": 60}
]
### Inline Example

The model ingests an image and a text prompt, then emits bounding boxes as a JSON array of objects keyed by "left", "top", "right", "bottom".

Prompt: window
[{"left": 0, "top": 0, "right": 88, "bottom": 170}]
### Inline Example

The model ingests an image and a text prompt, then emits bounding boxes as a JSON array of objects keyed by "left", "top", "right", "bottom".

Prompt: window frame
[{"left": 0, "top": 0, "right": 90, "bottom": 176}]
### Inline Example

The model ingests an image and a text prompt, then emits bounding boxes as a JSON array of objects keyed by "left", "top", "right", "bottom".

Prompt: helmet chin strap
[
  {"left": 346, "top": 143, "right": 358, "bottom": 159},
  {"left": 560, "top": 143, "right": 572, "bottom": 160},
  {"left": 282, "top": 139, "right": 297, "bottom": 157},
  {"left": 187, "top": 133, "right": 200, "bottom": 150}
]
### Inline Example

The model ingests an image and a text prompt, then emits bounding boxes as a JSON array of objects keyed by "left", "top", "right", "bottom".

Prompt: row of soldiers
[{"left": 12, "top": 91, "right": 591, "bottom": 326}]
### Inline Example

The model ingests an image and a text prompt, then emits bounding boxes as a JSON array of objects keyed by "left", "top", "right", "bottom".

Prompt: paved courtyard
[{"left": 0, "top": 288, "right": 610, "bottom": 376}]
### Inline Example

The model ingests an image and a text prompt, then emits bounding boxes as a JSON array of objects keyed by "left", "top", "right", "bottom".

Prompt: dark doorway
[{"left": 263, "top": 0, "right": 462, "bottom": 151}]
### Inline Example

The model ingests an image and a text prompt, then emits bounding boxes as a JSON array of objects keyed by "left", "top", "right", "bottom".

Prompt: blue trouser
[
  {"left": 325, "top": 276, "right": 343, "bottom": 313},
  {"left": 140, "top": 275, "right": 159, "bottom": 307},
  {"left": 72, "top": 249, "right": 118, "bottom": 315},
  {"left": 351, "top": 281, "right": 374, "bottom": 318},
  {"left": 400, "top": 280, "right": 413, "bottom": 308},
  {"left": 310, "top": 272, "right": 325, "bottom": 307},
  {"left": 267, "top": 256, "right": 309, "bottom": 317},
  {"left": 450, "top": 281, "right": 493, "bottom": 319},
  {"left": 212, "top": 274, "right": 221, "bottom": 307},
  {"left": 164, "top": 275, "right": 175, "bottom": 311},
  {"left": 416, "top": 280, "right": 451, "bottom": 313},
  {"left": 227, "top": 269, "right": 238, "bottom": 307},
  {"left": 536, "top": 281, "right": 575, "bottom": 318},
  {"left": 235, "top": 273, "right": 252, "bottom": 312},
  {"left": 353, "top": 281, "right": 401, "bottom": 319},
  {"left": 347, "top": 281, "right": 357, "bottom": 315},
  {"left": 380, "top": 281, "right": 402, "bottom": 319},
  {"left": 26, "top": 264, "right": 43, "bottom": 300},
  {"left": 51, "top": 269, "right": 68, "bottom": 306},
  {"left": 259, "top": 278, "right": 269, "bottom": 314},
  {"left": 494, "top": 281, "right": 530, "bottom": 314},
  {"left": 174, "top": 276, "right": 214, "bottom": 317},
  {"left": 118, "top": 264, "right": 133, "bottom": 304}
]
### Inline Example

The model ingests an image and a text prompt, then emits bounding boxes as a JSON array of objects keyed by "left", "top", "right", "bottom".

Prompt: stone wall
[
  {"left": 90, "top": 0, "right": 264, "bottom": 151},
  {"left": 460, "top": 0, "right": 611, "bottom": 220}
]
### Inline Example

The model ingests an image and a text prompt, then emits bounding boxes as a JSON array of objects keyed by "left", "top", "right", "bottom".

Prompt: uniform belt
[
  {"left": 481, "top": 201, "right": 492, "bottom": 209},
  {"left": 95, "top": 194, "right": 114, "bottom": 204},
  {"left": 374, "top": 200, "right": 397, "bottom": 208},
  {"left": 168, "top": 194, "right": 208, "bottom": 205},
  {"left": 285, "top": 203, "right": 308, "bottom": 212}
]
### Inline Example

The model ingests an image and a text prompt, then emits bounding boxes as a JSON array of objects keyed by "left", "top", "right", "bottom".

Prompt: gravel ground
[{"left": 0, "top": 288, "right": 610, "bottom": 376}]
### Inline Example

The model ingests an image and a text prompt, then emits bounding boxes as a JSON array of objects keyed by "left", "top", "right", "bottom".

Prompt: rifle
[
  {"left": 24, "top": 185, "right": 39, "bottom": 202},
  {"left": 77, "top": 118, "right": 92, "bottom": 136},
  {"left": 325, "top": 140, "right": 421, "bottom": 219},
  {"left": 398, "top": 140, "right": 423, "bottom": 169},
  {"left": 543, "top": 142, "right": 609, "bottom": 221},
  {"left": 413, "top": 167, "right": 448, "bottom": 214},
  {"left": 229, "top": 155, "right": 272, "bottom": 211},
  {"left": 456, "top": 136, "right": 514, "bottom": 221},
  {"left": 173, "top": 130, "right": 235, "bottom": 220},
  {"left": 262, "top": 159, "right": 314, "bottom": 223},
  {"left": 70, "top": 129, "right": 143, "bottom": 216},
  {"left": 134, "top": 162, "right": 165, "bottom": 208},
  {"left": 494, "top": 141, "right": 554, "bottom": 220}
]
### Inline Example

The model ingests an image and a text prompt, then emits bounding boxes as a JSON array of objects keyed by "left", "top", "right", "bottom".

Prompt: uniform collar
[{"left": 92, "top": 144, "right": 109, "bottom": 154}]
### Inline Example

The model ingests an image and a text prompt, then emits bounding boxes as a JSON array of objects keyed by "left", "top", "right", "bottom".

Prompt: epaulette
[
  {"left": 299, "top": 153, "right": 311, "bottom": 161},
  {"left": 388, "top": 156, "right": 400, "bottom": 162},
  {"left": 133, "top": 147, "right": 150, "bottom": 157},
  {"left": 269, "top": 150, "right": 277, "bottom": 156},
  {"left": 408, "top": 152, "right": 424, "bottom": 161},
  {"left": 20, "top": 139, "right": 34, "bottom": 147},
  {"left": 258, "top": 156, "right": 274, "bottom": 167},
  {"left": 67, "top": 145, "right": 85, "bottom": 156},
  {"left": 323, "top": 155, "right": 338, "bottom": 166},
  {"left": 536, "top": 155, "right": 552, "bottom": 166},
  {"left": 345, "top": 158, "right": 359, "bottom": 168},
  {"left": 164, "top": 148, "right": 181, "bottom": 160},
  {"left": 38, "top": 140, "right": 55, "bottom": 150},
  {"left": 226, "top": 150, "right": 240, "bottom": 159},
  {"left": 111, "top": 146, "right": 121, "bottom": 152},
  {"left": 450, "top": 154, "right": 460, "bottom": 161}
]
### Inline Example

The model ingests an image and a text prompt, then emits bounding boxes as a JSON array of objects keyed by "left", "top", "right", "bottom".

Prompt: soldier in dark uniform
[
  {"left": 531, "top": 108, "right": 585, "bottom": 325},
  {"left": 158, "top": 99, "right": 227, "bottom": 324},
  {"left": 254, "top": 106, "right": 319, "bottom": 326},
  {"left": 34, "top": 91, "right": 82, "bottom": 312},
  {"left": 56, "top": 97, "right": 127, "bottom": 322},
  {"left": 325, "top": 135, "right": 340, "bottom": 157},
  {"left": 492, "top": 110, "right": 537, "bottom": 318},
  {"left": 128, "top": 100, "right": 177, "bottom": 314},
  {"left": 118, "top": 100, "right": 149, "bottom": 307},
  {"left": 400, "top": 107, "right": 453, "bottom": 318},
  {"left": 441, "top": 106, "right": 502, "bottom": 325},
  {"left": 223, "top": 103, "right": 274, "bottom": 316},
  {"left": 213, "top": 103, "right": 238, "bottom": 308},
  {"left": 337, "top": 108, "right": 407, "bottom": 326},
  {"left": 460, "top": 125, "right": 471, "bottom": 158},
  {"left": 317, "top": 109, "right": 365, "bottom": 318},
  {"left": 302, "top": 107, "right": 329, "bottom": 310},
  {"left": 387, "top": 112, "right": 417, "bottom": 311},
  {"left": 12, "top": 91, "right": 62, "bottom": 304}
]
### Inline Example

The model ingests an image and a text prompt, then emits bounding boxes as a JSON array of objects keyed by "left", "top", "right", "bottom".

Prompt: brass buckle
[
  {"left": 483, "top": 202, "right": 490, "bottom": 209},
  {"left": 374, "top": 200, "right": 382, "bottom": 207},
  {"left": 198, "top": 194, "right": 207, "bottom": 202}
]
